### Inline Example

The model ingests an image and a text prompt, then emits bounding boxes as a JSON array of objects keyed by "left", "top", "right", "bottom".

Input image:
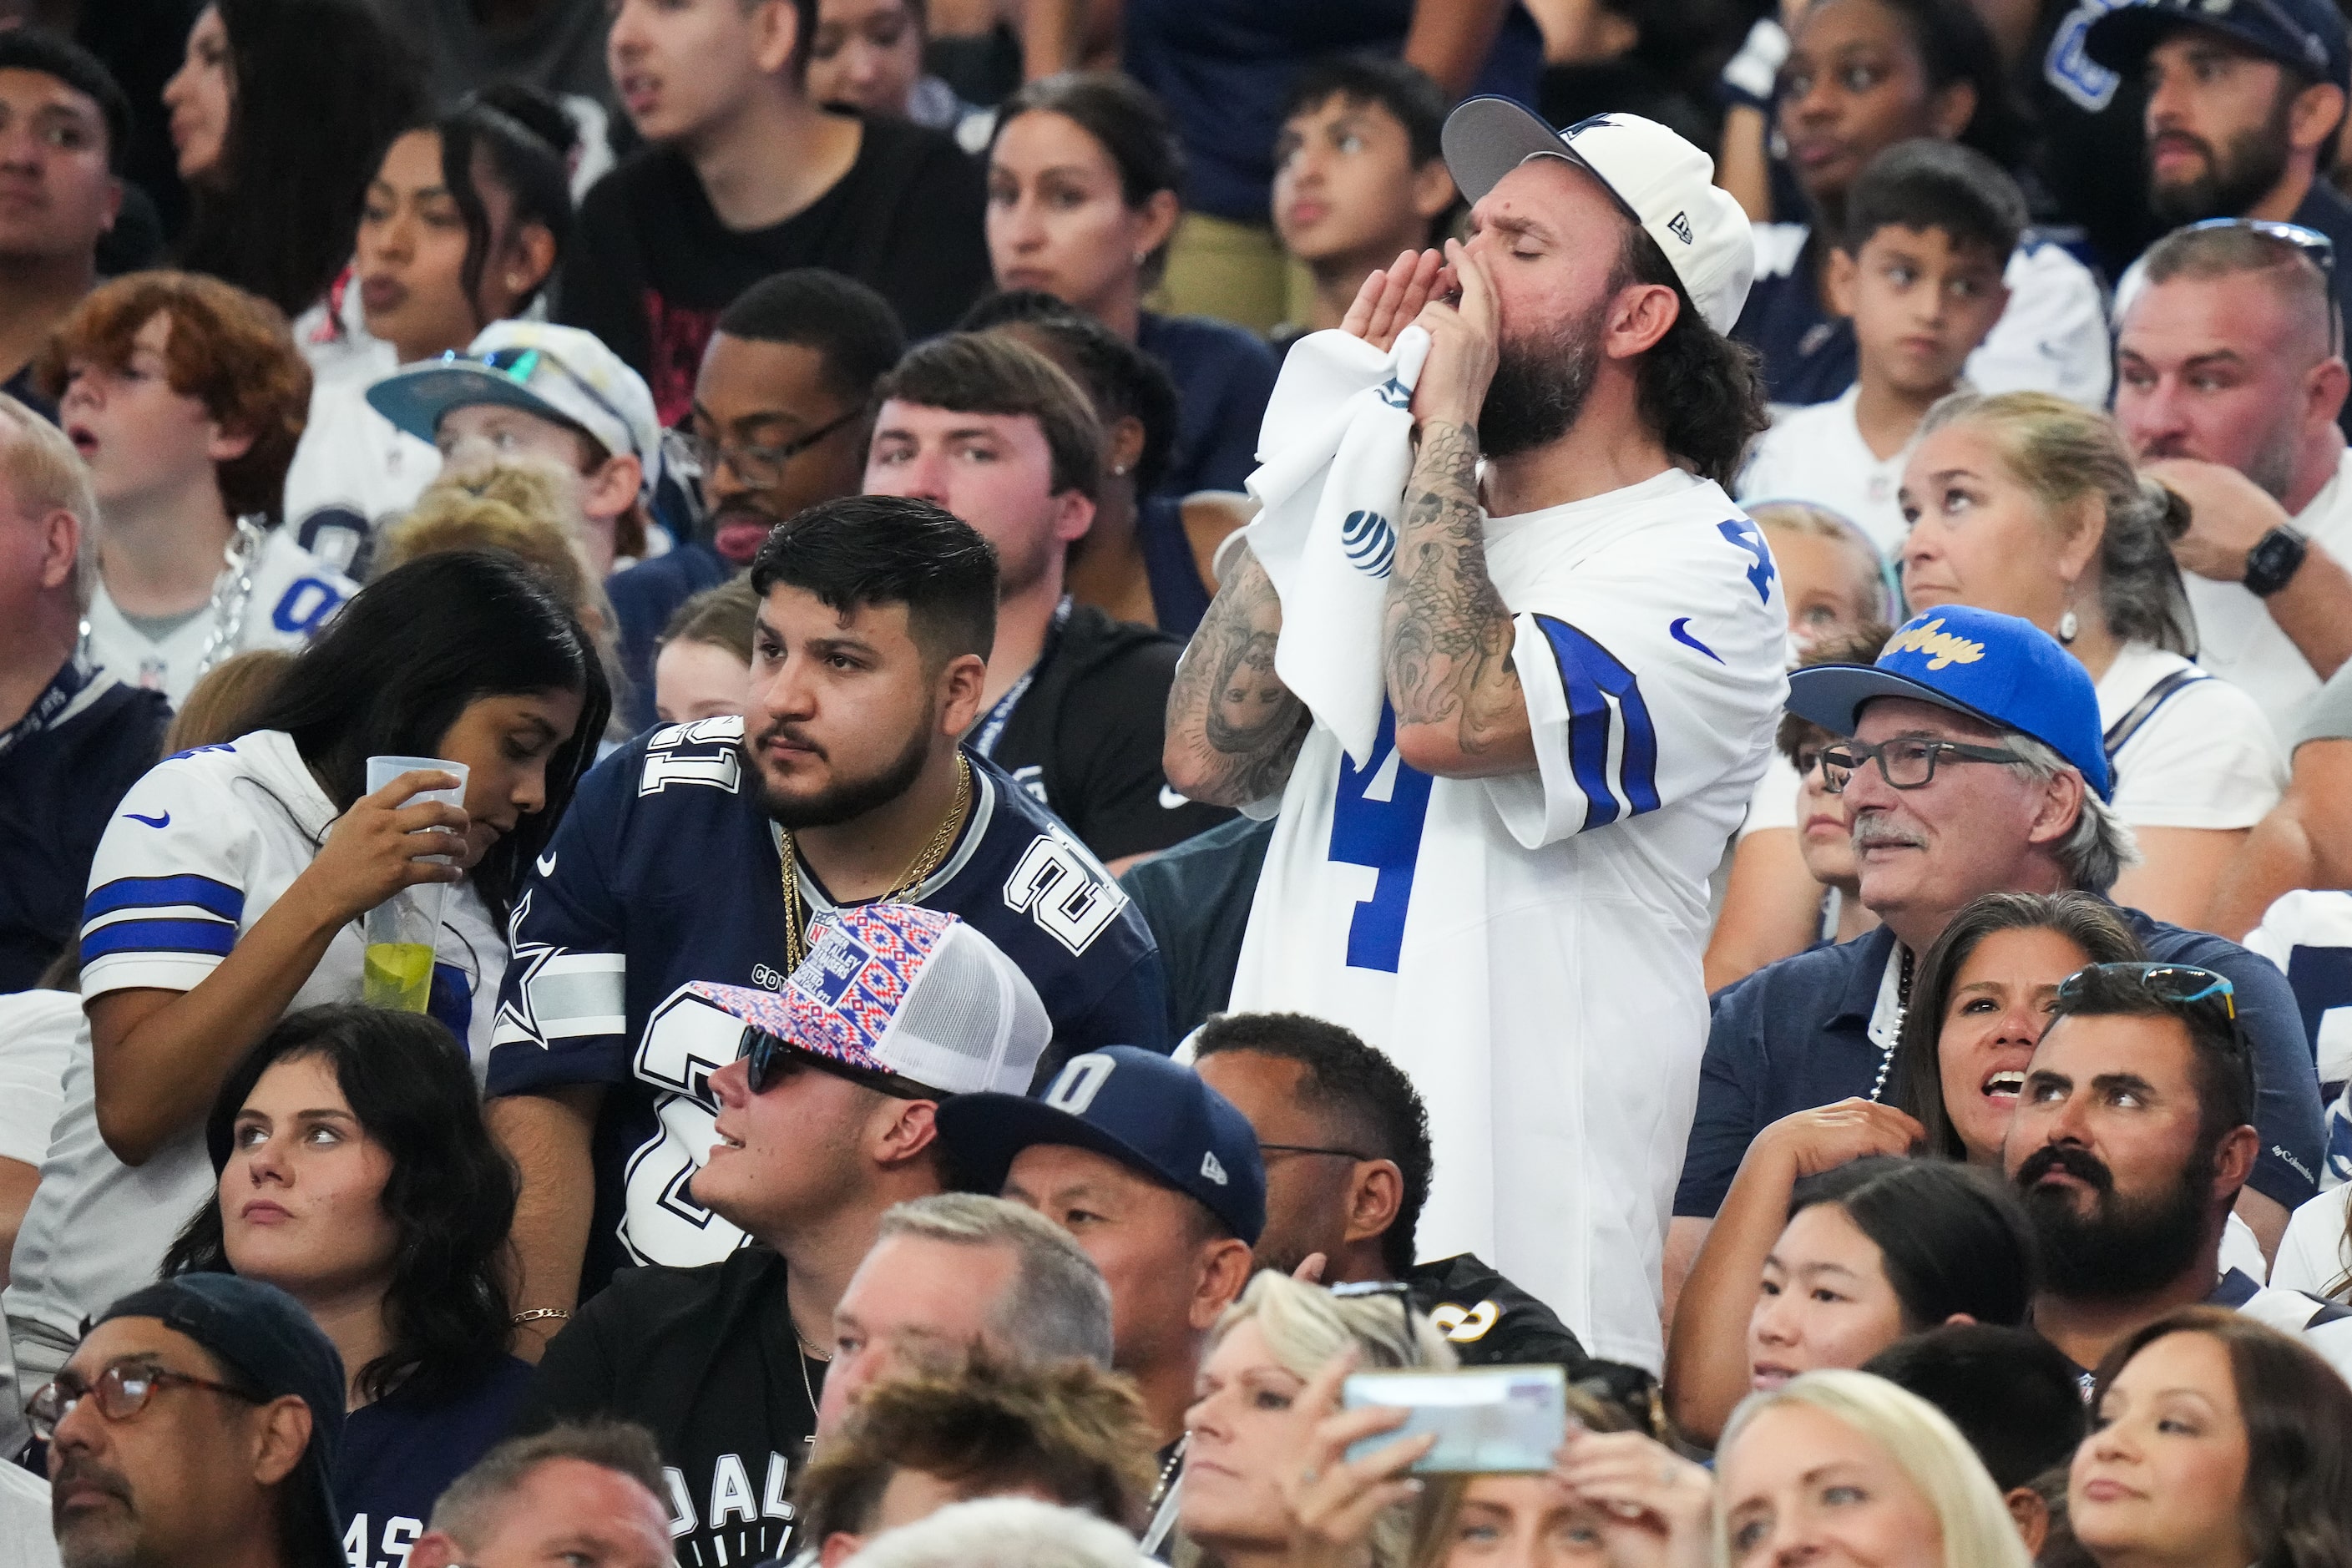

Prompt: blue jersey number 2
[{"left": 1327, "top": 705, "right": 1434, "bottom": 974}]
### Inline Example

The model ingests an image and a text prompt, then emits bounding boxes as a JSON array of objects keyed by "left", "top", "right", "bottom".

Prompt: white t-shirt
[
  {"left": 2, "top": 729, "right": 508, "bottom": 1454},
  {"left": 1228, "top": 469, "right": 1788, "bottom": 1371},
  {"left": 83, "top": 529, "right": 356, "bottom": 707},
  {"left": 0, "top": 992, "right": 72, "bottom": 1168},
  {"left": 2096, "top": 640, "right": 2285, "bottom": 830},
  {"left": 0, "top": 1463, "right": 56, "bottom": 1568},
  {"left": 1737, "top": 386, "right": 1910, "bottom": 556},
  {"left": 1966, "top": 237, "right": 2114, "bottom": 408},
  {"left": 2274, "top": 1183, "right": 2352, "bottom": 1301},
  {"left": 2182, "top": 447, "right": 2352, "bottom": 740},
  {"left": 281, "top": 368, "right": 439, "bottom": 576}
]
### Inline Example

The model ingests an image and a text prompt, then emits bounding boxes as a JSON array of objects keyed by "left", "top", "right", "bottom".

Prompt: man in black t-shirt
[
  {"left": 559, "top": 0, "right": 989, "bottom": 424},
  {"left": 1189, "top": 1013, "right": 1655, "bottom": 1419},
  {"left": 864, "top": 332, "right": 1232, "bottom": 869},
  {"left": 513, "top": 903, "right": 1055, "bottom": 1568}
]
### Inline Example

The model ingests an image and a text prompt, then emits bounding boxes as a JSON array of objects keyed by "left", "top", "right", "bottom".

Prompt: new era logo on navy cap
[
  {"left": 936, "top": 1045, "right": 1267, "bottom": 1244},
  {"left": 1786, "top": 605, "right": 2112, "bottom": 798}
]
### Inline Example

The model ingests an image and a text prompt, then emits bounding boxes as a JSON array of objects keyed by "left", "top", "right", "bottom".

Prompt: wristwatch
[{"left": 2244, "top": 525, "right": 2309, "bottom": 598}]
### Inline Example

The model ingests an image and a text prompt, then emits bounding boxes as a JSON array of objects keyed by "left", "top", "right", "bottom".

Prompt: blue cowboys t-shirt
[{"left": 486, "top": 716, "right": 1169, "bottom": 1295}]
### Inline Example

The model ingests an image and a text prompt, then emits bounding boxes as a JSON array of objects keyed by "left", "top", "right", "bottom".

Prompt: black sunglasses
[
  {"left": 739, "top": 1029, "right": 932, "bottom": 1100},
  {"left": 2056, "top": 962, "right": 2238, "bottom": 1023},
  {"left": 2177, "top": 218, "right": 2342, "bottom": 353}
]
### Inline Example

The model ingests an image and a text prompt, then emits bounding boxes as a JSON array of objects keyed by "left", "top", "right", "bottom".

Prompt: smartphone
[{"left": 1340, "top": 1364, "right": 1568, "bottom": 1474}]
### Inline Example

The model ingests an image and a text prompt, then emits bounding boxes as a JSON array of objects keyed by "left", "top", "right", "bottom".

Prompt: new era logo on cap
[
  {"left": 1202, "top": 1151, "right": 1228, "bottom": 1186},
  {"left": 1668, "top": 211, "right": 1694, "bottom": 245}
]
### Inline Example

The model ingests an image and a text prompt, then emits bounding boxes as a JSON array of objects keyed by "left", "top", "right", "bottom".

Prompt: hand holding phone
[{"left": 1341, "top": 1365, "right": 1569, "bottom": 1474}]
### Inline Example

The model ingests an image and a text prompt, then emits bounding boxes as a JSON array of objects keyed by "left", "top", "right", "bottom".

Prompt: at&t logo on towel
[{"left": 1342, "top": 509, "right": 1396, "bottom": 578}]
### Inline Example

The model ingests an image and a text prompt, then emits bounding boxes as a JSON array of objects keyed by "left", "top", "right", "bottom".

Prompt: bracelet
[{"left": 511, "top": 1308, "right": 572, "bottom": 1325}]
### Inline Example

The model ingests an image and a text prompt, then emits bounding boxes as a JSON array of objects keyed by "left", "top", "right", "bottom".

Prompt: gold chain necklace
[{"left": 778, "top": 754, "right": 972, "bottom": 972}]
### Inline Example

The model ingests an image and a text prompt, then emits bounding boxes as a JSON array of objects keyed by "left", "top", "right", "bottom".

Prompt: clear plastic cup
[{"left": 360, "top": 756, "right": 469, "bottom": 1013}]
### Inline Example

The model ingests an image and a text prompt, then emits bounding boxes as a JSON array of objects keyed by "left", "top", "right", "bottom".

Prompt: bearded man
[
  {"left": 486, "top": 494, "right": 1166, "bottom": 1337},
  {"left": 1163, "top": 107, "right": 1788, "bottom": 1373}
]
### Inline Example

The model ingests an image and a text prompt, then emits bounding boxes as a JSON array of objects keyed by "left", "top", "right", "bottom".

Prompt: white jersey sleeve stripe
[{"left": 522, "top": 953, "right": 629, "bottom": 1039}]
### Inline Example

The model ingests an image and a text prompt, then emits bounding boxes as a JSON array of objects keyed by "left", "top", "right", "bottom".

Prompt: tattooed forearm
[
  {"left": 1164, "top": 544, "right": 1312, "bottom": 807},
  {"left": 1383, "top": 419, "right": 1530, "bottom": 769}
]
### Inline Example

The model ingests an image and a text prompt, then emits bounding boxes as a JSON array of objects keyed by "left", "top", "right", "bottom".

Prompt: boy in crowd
[
  {"left": 1268, "top": 55, "right": 1458, "bottom": 354},
  {"left": 864, "top": 331, "right": 1229, "bottom": 866},
  {"left": 367, "top": 321, "right": 665, "bottom": 580},
  {"left": 0, "top": 30, "right": 129, "bottom": 417},
  {"left": 1737, "top": 139, "right": 2021, "bottom": 556},
  {"left": 563, "top": 0, "right": 989, "bottom": 424},
  {"left": 44, "top": 271, "right": 352, "bottom": 706}
]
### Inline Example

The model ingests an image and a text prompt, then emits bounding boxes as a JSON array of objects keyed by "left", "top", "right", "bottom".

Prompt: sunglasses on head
[{"left": 2056, "top": 962, "right": 2237, "bottom": 1022}]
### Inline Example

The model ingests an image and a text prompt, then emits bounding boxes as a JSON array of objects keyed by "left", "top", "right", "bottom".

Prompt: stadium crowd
[{"left": 13, "top": 0, "right": 2352, "bottom": 1565}]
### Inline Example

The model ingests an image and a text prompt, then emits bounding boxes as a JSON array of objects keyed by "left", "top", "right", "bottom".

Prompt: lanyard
[
  {"left": 970, "top": 596, "right": 1071, "bottom": 758},
  {"left": 0, "top": 655, "right": 91, "bottom": 763}
]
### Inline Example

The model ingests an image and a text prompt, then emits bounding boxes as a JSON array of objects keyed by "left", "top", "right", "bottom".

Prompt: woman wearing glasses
[
  {"left": 282, "top": 102, "right": 574, "bottom": 576},
  {"left": 1899, "top": 390, "right": 2287, "bottom": 930},
  {"left": 159, "top": 1003, "right": 526, "bottom": 1562}
]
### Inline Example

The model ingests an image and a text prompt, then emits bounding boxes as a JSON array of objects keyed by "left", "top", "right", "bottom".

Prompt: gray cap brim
[
  {"left": 365, "top": 362, "right": 572, "bottom": 447},
  {"left": 1785, "top": 663, "right": 2006, "bottom": 739},
  {"left": 1444, "top": 97, "right": 1583, "bottom": 207}
]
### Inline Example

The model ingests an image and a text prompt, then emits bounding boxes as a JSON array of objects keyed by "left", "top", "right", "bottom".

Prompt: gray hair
[
  {"left": 877, "top": 1193, "right": 1115, "bottom": 1368},
  {"left": 427, "top": 1419, "right": 669, "bottom": 1549},
  {"left": 843, "top": 1496, "right": 1143, "bottom": 1568},
  {"left": 2005, "top": 731, "right": 2140, "bottom": 895},
  {"left": 0, "top": 392, "right": 98, "bottom": 615}
]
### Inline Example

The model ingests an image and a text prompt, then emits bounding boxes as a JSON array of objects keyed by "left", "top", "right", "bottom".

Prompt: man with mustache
[
  {"left": 608, "top": 269, "right": 909, "bottom": 730},
  {"left": 2086, "top": 0, "right": 2352, "bottom": 361},
  {"left": 1671, "top": 606, "right": 2323, "bottom": 1313},
  {"left": 485, "top": 496, "right": 1166, "bottom": 1339},
  {"left": 1166, "top": 106, "right": 1788, "bottom": 1376},
  {"left": 2004, "top": 959, "right": 2352, "bottom": 1383},
  {"left": 2113, "top": 220, "right": 2352, "bottom": 739},
  {"left": 42, "top": 1274, "right": 346, "bottom": 1568}
]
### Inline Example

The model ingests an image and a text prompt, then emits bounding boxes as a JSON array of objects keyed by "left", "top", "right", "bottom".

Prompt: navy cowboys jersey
[{"left": 487, "top": 716, "right": 1169, "bottom": 1293}]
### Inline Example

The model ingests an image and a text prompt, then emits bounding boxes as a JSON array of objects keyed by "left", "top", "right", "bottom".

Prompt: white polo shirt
[{"left": 2183, "top": 448, "right": 2352, "bottom": 740}]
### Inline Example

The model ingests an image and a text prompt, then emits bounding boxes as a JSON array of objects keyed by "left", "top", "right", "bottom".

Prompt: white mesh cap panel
[{"left": 877, "top": 920, "right": 1052, "bottom": 1095}]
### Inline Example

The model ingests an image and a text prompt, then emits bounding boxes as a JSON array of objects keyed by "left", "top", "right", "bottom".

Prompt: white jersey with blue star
[{"left": 1229, "top": 468, "right": 1788, "bottom": 1372}]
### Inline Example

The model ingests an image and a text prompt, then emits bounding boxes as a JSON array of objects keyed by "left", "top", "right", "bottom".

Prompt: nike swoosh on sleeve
[
  {"left": 124, "top": 812, "right": 170, "bottom": 828},
  {"left": 1158, "top": 786, "right": 1189, "bottom": 810},
  {"left": 535, "top": 851, "right": 559, "bottom": 877}
]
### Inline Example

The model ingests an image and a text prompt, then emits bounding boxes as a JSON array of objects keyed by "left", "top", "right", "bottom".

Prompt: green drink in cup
[{"left": 361, "top": 756, "right": 469, "bottom": 1012}]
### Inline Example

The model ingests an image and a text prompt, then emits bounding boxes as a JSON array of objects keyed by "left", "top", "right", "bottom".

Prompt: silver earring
[{"left": 2058, "top": 609, "right": 2079, "bottom": 643}]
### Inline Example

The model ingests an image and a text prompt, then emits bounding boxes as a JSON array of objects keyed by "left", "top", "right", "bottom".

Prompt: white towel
[{"left": 1242, "top": 325, "right": 1429, "bottom": 770}]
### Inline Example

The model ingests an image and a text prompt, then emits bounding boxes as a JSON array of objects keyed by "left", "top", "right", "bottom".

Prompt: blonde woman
[
  {"left": 1178, "top": 1272, "right": 1455, "bottom": 1568},
  {"left": 1899, "top": 391, "right": 2286, "bottom": 928},
  {"left": 1716, "top": 1369, "right": 2028, "bottom": 1568}
]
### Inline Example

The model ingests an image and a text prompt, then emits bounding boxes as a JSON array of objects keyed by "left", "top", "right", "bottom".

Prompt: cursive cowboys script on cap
[{"left": 1885, "top": 618, "right": 1987, "bottom": 670}]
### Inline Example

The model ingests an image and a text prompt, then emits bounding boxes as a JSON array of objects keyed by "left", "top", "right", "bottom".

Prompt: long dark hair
[
  {"left": 1888, "top": 891, "right": 2148, "bottom": 1160},
  {"left": 240, "top": 551, "right": 609, "bottom": 919},
  {"left": 1788, "top": 1156, "right": 2036, "bottom": 1330},
  {"left": 989, "top": 72, "right": 1185, "bottom": 284},
  {"left": 161, "top": 1004, "right": 518, "bottom": 1406},
  {"left": 427, "top": 99, "right": 573, "bottom": 324},
  {"left": 177, "top": 0, "right": 423, "bottom": 316},
  {"left": 1619, "top": 228, "right": 1768, "bottom": 489},
  {"left": 2091, "top": 1308, "right": 2352, "bottom": 1568}
]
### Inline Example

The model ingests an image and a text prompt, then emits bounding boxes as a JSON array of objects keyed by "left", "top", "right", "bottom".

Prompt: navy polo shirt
[{"left": 1674, "top": 911, "right": 2325, "bottom": 1221}]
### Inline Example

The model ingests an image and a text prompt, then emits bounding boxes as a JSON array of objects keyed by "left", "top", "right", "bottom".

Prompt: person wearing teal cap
[{"left": 1668, "top": 604, "right": 2324, "bottom": 1315}]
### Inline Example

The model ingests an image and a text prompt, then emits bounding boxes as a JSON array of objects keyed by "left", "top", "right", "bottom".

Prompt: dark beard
[
  {"left": 745, "top": 722, "right": 933, "bottom": 829},
  {"left": 2148, "top": 114, "right": 2294, "bottom": 226},
  {"left": 1476, "top": 298, "right": 1606, "bottom": 459},
  {"left": 2016, "top": 1141, "right": 2214, "bottom": 1300}
]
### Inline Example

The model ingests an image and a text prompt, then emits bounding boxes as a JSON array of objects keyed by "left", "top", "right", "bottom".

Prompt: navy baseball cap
[
  {"left": 1785, "top": 606, "right": 2112, "bottom": 799},
  {"left": 97, "top": 1276, "right": 346, "bottom": 1559},
  {"left": 2086, "top": 0, "right": 2349, "bottom": 90},
  {"left": 937, "top": 1046, "right": 1267, "bottom": 1244}
]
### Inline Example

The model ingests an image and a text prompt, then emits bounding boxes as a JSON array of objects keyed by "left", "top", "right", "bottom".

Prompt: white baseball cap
[
  {"left": 1441, "top": 99, "right": 1755, "bottom": 336},
  {"left": 367, "top": 320, "right": 665, "bottom": 494}
]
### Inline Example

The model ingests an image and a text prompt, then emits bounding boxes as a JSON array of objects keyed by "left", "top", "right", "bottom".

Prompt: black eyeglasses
[
  {"left": 2057, "top": 962, "right": 2238, "bottom": 1022},
  {"left": 1258, "top": 1141, "right": 1371, "bottom": 1162},
  {"left": 739, "top": 1029, "right": 931, "bottom": 1100},
  {"left": 1818, "top": 736, "right": 2026, "bottom": 793},
  {"left": 27, "top": 1360, "right": 264, "bottom": 1441},
  {"left": 2177, "top": 218, "right": 2342, "bottom": 354},
  {"left": 686, "top": 407, "right": 865, "bottom": 490}
]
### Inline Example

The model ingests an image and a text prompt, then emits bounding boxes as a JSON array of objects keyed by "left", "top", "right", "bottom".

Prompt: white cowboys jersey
[
  {"left": 1229, "top": 468, "right": 1788, "bottom": 1372},
  {"left": 84, "top": 529, "right": 354, "bottom": 707}
]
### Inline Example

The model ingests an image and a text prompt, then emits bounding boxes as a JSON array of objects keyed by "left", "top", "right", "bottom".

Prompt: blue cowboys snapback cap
[
  {"left": 2086, "top": 0, "right": 2348, "bottom": 91},
  {"left": 1785, "top": 605, "right": 2112, "bottom": 799},
  {"left": 936, "top": 1046, "right": 1267, "bottom": 1244}
]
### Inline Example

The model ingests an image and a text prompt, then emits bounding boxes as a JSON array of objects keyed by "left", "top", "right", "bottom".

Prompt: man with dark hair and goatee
[
  {"left": 2004, "top": 959, "right": 2352, "bottom": 1388},
  {"left": 1164, "top": 105, "right": 1789, "bottom": 1378},
  {"left": 485, "top": 494, "right": 1166, "bottom": 1346}
]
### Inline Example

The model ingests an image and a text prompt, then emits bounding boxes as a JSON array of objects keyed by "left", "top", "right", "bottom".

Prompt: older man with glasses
[
  {"left": 1666, "top": 605, "right": 2324, "bottom": 1321},
  {"left": 38, "top": 1274, "right": 346, "bottom": 1568}
]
